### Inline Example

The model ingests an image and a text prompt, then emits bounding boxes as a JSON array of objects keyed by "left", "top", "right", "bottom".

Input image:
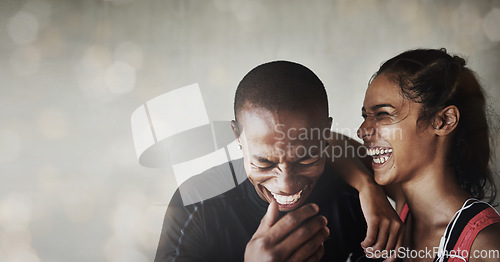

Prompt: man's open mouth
[
  {"left": 263, "top": 183, "right": 310, "bottom": 210},
  {"left": 270, "top": 189, "right": 303, "bottom": 205}
]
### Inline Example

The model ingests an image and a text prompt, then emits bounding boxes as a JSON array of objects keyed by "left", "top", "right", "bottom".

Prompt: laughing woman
[{"left": 358, "top": 49, "right": 500, "bottom": 261}]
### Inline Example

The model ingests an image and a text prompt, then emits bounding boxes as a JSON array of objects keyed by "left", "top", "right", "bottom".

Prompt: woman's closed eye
[{"left": 375, "top": 111, "right": 391, "bottom": 119}]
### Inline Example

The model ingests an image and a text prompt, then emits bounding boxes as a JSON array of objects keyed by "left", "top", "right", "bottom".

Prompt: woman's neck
[
  {"left": 399, "top": 162, "right": 471, "bottom": 251},
  {"left": 401, "top": 163, "right": 471, "bottom": 229}
]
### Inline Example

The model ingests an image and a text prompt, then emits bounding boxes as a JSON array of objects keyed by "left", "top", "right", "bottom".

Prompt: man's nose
[{"left": 275, "top": 164, "right": 301, "bottom": 193}]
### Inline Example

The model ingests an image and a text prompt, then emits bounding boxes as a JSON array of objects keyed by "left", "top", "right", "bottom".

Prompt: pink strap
[
  {"left": 449, "top": 207, "right": 500, "bottom": 262},
  {"left": 399, "top": 203, "right": 409, "bottom": 223}
]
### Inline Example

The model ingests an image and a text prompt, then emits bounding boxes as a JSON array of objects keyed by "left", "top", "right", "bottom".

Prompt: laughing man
[{"left": 155, "top": 61, "right": 402, "bottom": 262}]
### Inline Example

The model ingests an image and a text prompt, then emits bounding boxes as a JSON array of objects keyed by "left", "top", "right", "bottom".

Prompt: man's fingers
[
  {"left": 287, "top": 226, "right": 329, "bottom": 262},
  {"left": 266, "top": 203, "right": 320, "bottom": 243},
  {"left": 246, "top": 203, "right": 321, "bottom": 261},
  {"left": 255, "top": 199, "right": 279, "bottom": 235},
  {"left": 361, "top": 220, "right": 378, "bottom": 248},
  {"left": 277, "top": 215, "right": 326, "bottom": 257}
]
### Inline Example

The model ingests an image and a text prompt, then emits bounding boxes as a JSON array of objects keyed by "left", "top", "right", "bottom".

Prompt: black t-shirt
[{"left": 155, "top": 159, "right": 368, "bottom": 262}]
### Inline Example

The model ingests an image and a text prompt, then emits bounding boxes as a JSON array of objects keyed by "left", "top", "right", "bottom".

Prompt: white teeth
[
  {"left": 271, "top": 190, "right": 303, "bottom": 205},
  {"left": 372, "top": 155, "right": 391, "bottom": 164},
  {"left": 367, "top": 147, "right": 393, "bottom": 164},
  {"left": 367, "top": 147, "right": 393, "bottom": 156}
]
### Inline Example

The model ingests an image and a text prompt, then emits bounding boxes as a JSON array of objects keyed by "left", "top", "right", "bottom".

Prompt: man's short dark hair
[{"left": 234, "top": 60, "right": 329, "bottom": 123}]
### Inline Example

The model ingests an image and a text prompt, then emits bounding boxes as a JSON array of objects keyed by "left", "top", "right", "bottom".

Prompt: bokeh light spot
[
  {"left": 115, "top": 41, "right": 144, "bottom": 69},
  {"left": 0, "top": 193, "right": 32, "bottom": 230},
  {"left": 36, "top": 109, "right": 69, "bottom": 140},
  {"left": 37, "top": 165, "right": 62, "bottom": 194},
  {"left": 8, "top": 11, "right": 40, "bottom": 45},
  {"left": 105, "top": 61, "right": 136, "bottom": 95},
  {"left": 74, "top": 45, "right": 113, "bottom": 100},
  {"left": 482, "top": 8, "right": 500, "bottom": 42},
  {"left": 63, "top": 186, "right": 99, "bottom": 224},
  {"left": 103, "top": 236, "right": 148, "bottom": 262},
  {"left": 23, "top": 0, "right": 52, "bottom": 27},
  {"left": 0, "top": 129, "right": 21, "bottom": 163},
  {"left": 10, "top": 46, "right": 40, "bottom": 76}
]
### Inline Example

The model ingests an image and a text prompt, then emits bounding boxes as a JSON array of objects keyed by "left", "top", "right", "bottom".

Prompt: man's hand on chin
[{"left": 244, "top": 200, "right": 329, "bottom": 262}]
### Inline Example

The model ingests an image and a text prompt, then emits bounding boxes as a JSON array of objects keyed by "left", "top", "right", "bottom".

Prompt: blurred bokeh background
[{"left": 1, "top": 0, "right": 499, "bottom": 261}]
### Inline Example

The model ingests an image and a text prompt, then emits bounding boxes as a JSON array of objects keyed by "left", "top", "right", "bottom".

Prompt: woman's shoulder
[
  {"left": 470, "top": 221, "right": 500, "bottom": 254},
  {"left": 466, "top": 205, "right": 500, "bottom": 258},
  {"left": 434, "top": 200, "right": 500, "bottom": 261}
]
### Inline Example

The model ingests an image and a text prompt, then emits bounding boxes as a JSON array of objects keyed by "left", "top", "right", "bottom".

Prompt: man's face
[{"left": 233, "top": 105, "right": 331, "bottom": 211}]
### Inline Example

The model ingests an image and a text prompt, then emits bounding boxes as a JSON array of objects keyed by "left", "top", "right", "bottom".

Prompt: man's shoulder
[
  {"left": 168, "top": 176, "right": 253, "bottom": 213},
  {"left": 201, "top": 178, "right": 253, "bottom": 207},
  {"left": 311, "top": 167, "right": 361, "bottom": 203},
  {"left": 169, "top": 158, "right": 248, "bottom": 204}
]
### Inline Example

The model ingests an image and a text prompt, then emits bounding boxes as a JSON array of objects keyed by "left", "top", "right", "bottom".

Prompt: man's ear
[
  {"left": 433, "top": 105, "right": 460, "bottom": 136},
  {"left": 230, "top": 120, "right": 241, "bottom": 141},
  {"left": 325, "top": 117, "right": 333, "bottom": 147}
]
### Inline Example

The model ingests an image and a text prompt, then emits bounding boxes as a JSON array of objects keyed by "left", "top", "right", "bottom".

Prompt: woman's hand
[{"left": 359, "top": 183, "right": 404, "bottom": 261}]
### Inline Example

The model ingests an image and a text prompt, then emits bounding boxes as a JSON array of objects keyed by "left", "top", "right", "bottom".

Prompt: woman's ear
[
  {"left": 433, "top": 105, "right": 460, "bottom": 136},
  {"left": 230, "top": 120, "right": 241, "bottom": 141}
]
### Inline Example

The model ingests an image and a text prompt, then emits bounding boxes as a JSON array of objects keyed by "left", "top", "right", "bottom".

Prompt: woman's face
[{"left": 357, "top": 74, "right": 438, "bottom": 185}]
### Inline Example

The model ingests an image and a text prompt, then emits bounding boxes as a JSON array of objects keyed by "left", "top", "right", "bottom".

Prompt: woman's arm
[{"left": 327, "top": 132, "right": 405, "bottom": 258}]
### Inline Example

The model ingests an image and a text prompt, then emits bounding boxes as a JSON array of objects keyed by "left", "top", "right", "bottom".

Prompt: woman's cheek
[{"left": 379, "top": 125, "right": 404, "bottom": 141}]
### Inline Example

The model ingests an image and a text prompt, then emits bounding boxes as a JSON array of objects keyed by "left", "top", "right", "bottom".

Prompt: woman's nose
[{"left": 357, "top": 120, "right": 374, "bottom": 141}]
